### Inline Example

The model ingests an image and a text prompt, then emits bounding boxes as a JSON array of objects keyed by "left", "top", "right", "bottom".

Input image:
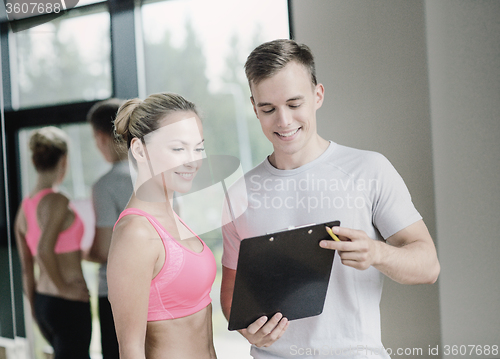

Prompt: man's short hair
[
  {"left": 87, "top": 98, "right": 124, "bottom": 136},
  {"left": 244, "top": 39, "right": 317, "bottom": 87}
]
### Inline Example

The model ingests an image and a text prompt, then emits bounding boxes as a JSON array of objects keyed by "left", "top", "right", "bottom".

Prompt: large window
[
  {"left": 11, "top": 7, "right": 111, "bottom": 109},
  {"left": 141, "top": 2, "right": 289, "bottom": 356},
  {"left": 141, "top": 0, "right": 289, "bottom": 171},
  {"left": 2, "top": 1, "right": 290, "bottom": 358}
]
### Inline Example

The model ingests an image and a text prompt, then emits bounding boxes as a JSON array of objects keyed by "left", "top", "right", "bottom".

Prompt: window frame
[{"left": 1, "top": 0, "right": 139, "bottom": 223}]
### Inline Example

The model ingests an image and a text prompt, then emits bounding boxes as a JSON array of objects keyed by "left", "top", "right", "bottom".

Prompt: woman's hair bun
[
  {"left": 29, "top": 126, "right": 68, "bottom": 172},
  {"left": 114, "top": 98, "right": 142, "bottom": 145}
]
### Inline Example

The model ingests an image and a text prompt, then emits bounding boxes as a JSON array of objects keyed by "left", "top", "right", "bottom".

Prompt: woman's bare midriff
[
  {"left": 36, "top": 250, "right": 89, "bottom": 302},
  {"left": 145, "top": 303, "right": 217, "bottom": 359}
]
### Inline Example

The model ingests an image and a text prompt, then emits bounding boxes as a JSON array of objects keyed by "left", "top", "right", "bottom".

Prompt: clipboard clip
[{"left": 266, "top": 223, "right": 316, "bottom": 235}]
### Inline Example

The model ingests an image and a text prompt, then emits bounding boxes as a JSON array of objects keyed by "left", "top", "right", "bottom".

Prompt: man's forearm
[
  {"left": 320, "top": 220, "right": 440, "bottom": 285},
  {"left": 221, "top": 265, "right": 238, "bottom": 321},
  {"left": 220, "top": 284, "right": 233, "bottom": 320},
  {"left": 374, "top": 239, "right": 440, "bottom": 284}
]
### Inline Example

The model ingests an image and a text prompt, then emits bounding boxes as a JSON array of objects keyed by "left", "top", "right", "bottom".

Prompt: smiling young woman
[{"left": 107, "top": 92, "right": 217, "bottom": 359}]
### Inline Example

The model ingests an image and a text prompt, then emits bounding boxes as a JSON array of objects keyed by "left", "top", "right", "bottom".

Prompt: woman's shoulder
[
  {"left": 38, "top": 191, "right": 69, "bottom": 207},
  {"left": 109, "top": 212, "right": 163, "bottom": 267},
  {"left": 37, "top": 192, "right": 70, "bottom": 223},
  {"left": 113, "top": 213, "right": 159, "bottom": 244}
]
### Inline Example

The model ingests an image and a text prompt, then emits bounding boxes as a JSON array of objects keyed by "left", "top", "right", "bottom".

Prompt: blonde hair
[
  {"left": 114, "top": 92, "right": 198, "bottom": 149},
  {"left": 29, "top": 126, "right": 68, "bottom": 172}
]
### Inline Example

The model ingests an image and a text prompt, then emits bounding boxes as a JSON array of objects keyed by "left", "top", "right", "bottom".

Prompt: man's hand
[
  {"left": 239, "top": 313, "right": 289, "bottom": 348},
  {"left": 320, "top": 221, "right": 440, "bottom": 284},
  {"left": 320, "top": 226, "right": 381, "bottom": 270}
]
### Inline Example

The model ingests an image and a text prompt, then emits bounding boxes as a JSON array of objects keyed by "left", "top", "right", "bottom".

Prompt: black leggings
[
  {"left": 34, "top": 293, "right": 91, "bottom": 359},
  {"left": 98, "top": 296, "right": 119, "bottom": 359}
]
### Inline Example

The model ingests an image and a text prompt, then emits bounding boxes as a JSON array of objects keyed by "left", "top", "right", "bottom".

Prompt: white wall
[
  {"left": 291, "top": 0, "right": 440, "bottom": 354},
  {"left": 425, "top": 0, "right": 500, "bottom": 356},
  {"left": 291, "top": 0, "right": 500, "bottom": 357}
]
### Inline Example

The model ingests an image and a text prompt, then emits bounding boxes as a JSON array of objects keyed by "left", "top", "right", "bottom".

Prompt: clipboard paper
[{"left": 228, "top": 220, "right": 340, "bottom": 331}]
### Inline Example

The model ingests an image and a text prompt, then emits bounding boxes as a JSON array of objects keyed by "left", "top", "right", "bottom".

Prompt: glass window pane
[
  {"left": 12, "top": 11, "right": 111, "bottom": 109},
  {"left": 141, "top": 0, "right": 289, "bottom": 171},
  {"left": 141, "top": 1, "right": 289, "bottom": 357}
]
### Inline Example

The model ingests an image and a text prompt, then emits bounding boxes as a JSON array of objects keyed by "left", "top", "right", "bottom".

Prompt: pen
[{"left": 325, "top": 226, "right": 341, "bottom": 242}]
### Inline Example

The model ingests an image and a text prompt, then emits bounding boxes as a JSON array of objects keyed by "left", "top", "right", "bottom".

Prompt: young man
[
  {"left": 220, "top": 39, "right": 440, "bottom": 358},
  {"left": 86, "top": 99, "right": 133, "bottom": 359}
]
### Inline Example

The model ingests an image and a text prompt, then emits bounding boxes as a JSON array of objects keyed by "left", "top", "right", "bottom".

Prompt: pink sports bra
[
  {"left": 22, "top": 188, "right": 85, "bottom": 256},
  {"left": 115, "top": 208, "right": 216, "bottom": 321}
]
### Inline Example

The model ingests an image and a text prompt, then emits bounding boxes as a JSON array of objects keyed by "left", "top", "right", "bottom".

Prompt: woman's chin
[{"left": 172, "top": 183, "right": 194, "bottom": 194}]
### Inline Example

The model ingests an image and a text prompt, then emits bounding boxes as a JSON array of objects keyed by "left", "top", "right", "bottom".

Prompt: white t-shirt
[
  {"left": 92, "top": 160, "right": 133, "bottom": 296},
  {"left": 222, "top": 142, "right": 422, "bottom": 359}
]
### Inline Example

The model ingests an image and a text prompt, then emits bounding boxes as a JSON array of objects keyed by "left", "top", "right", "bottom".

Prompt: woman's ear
[{"left": 130, "top": 137, "right": 147, "bottom": 163}]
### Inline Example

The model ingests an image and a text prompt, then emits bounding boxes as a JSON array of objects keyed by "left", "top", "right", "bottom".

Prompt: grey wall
[
  {"left": 425, "top": 0, "right": 500, "bottom": 356},
  {"left": 291, "top": 0, "right": 441, "bottom": 354},
  {"left": 291, "top": 0, "right": 500, "bottom": 358},
  {"left": 291, "top": 0, "right": 500, "bottom": 356}
]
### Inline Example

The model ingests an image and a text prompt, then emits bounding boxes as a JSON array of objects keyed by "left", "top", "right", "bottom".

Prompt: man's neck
[{"left": 269, "top": 136, "right": 330, "bottom": 170}]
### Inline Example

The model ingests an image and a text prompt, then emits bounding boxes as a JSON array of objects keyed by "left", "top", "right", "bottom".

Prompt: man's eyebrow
[
  {"left": 286, "top": 96, "right": 304, "bottom": 102},
  {"left": 256, "top": 96, "right": 304, "bottom": 107}
]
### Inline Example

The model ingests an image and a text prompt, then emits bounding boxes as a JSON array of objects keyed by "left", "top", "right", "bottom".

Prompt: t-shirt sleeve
[
  {"left": 370, "top": 153, "right": 422, "bottom": 239},
  {"left": 92, "top": 179, "right": 118, "bottom": 228}
]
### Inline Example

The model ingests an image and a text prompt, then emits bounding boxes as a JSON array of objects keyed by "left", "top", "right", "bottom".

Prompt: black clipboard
[{"left": 228, "top": 220, "right": 340, "bottom": 331}]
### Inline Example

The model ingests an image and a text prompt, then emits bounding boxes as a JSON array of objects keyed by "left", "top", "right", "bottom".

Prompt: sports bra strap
[
  {"left": 115, "top": 208, "right": 193, "bottom": 235},
  {"left": 114, "top": 208, "right": 163, "bottom": 233},
  {"left": 116, "top": 208, "right": 152, "bottom": 223},
  {"left": 114, "top": 208, "right": 204, "bottom": 249}
]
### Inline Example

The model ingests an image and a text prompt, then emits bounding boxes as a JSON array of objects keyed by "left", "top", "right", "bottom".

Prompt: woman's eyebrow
[{"left": 166, "top": 139, "right": 205, "bottom": 145}]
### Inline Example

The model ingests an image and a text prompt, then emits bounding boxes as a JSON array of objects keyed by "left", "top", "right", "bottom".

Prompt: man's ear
[
  {"left": 250, "top": 96, "right": 258, "bottom": 118},
  {"left": 94, "top": 130, "right": 108, "bottom": 149},
  {"left": 130, "top": 137, "right": 147, "bottom": 163},
  {"left": 314, "top": 83, "right": 325, "bottom": 110}
]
